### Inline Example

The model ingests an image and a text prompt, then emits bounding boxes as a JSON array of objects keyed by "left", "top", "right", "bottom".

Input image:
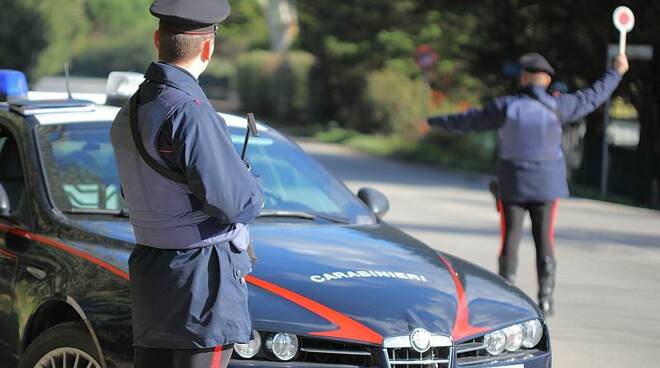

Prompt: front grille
[
  {"left": 383, "top": 334, "right": 452, "bottom": 368},
  {"left": 456, "top": 337, "right": 486, "bottom": 360},
  {"left": 386, "top": 346, "right": 451, "bottom": 367},
  {"left": 298, "top": 337, "right": 375, "bottom": 366}
]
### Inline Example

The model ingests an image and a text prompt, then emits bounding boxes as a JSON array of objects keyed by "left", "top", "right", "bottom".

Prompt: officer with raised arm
[
  {"left": 419, "top": 52, "right": 629, "bottom": 316},
  {"left": 110, "top": 1, "right": 263, "bottom": 367}
]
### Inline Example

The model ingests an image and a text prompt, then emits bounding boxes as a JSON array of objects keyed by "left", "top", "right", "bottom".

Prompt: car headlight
[
  {"left": 266, "top": 333, "right": 299, "bottom": 361},
  {"left": 484, "top": 330, "right": 506, "bottom": 355},
  {"left": 484, "top": 319, "right": 543, "bottom": 355},
  {"left": 503, "top": 324, "right": 524, "bottom": 351},
  {"left": 521, "top": 319, "right": 543, "bottom": 348},
  {"left": 234, "top": 330, "right": 261, "bottom": 359}
]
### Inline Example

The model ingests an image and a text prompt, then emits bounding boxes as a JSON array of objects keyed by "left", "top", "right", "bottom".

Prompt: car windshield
[{"left": 35, "top": 121, "right": 375, "bottom": 224}]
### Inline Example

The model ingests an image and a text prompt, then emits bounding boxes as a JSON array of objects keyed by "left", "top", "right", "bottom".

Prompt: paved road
[{"left": 299, "top": 139, "right": 660, "bottom": 368}]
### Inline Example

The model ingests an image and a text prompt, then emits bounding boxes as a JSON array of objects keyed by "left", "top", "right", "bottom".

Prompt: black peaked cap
[
  {"left": 519, "top": 52, "right": 555, "bottom": 76},
  {"left": 151, "top": 0, "right": 230, "bottom": 34}
]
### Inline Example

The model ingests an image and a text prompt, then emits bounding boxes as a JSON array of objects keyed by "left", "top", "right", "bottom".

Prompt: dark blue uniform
[
  {"left": 429, "top": 69, "right": 622, "bottom": 202},
  {"left": 111, "top": 62, "right": 263, "bottom": 349},
  {"left": 428, "top": 67, "right": 622, "bottom": 315}
]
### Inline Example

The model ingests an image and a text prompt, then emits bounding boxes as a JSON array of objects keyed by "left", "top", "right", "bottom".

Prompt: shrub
[
  {"left": 235, "top": 50, "right": 315, "bottom": 126},
  {"left": 360, "top": 68, "right": 429, "bottom": 137}
]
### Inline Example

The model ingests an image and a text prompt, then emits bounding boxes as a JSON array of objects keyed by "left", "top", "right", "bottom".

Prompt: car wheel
[{"left": 18, "top": 322, "right": 103, "bottom": 368}]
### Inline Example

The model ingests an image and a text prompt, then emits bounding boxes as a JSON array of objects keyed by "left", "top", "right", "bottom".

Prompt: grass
[{"left": 312, "top": 127, "right": 497, "bottom": 174}]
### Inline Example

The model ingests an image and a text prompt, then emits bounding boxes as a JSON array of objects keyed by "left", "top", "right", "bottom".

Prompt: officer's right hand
[
  {"left": 613, "top": 54, "right": 629, "bottom": 75},
  {"left": 416, "top": 119, "right": 431, "bottom": 137}
]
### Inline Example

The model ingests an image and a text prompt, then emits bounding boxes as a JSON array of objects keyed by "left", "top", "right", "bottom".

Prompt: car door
[
  {"left": 0, "top": 246, "right": 17, "bottom": 368},
  {"left": 0, "top": 126, "right": 33, "bottom": 360},
  {"left": 0, "top": 212, "right": 18, "bottom": 361}
]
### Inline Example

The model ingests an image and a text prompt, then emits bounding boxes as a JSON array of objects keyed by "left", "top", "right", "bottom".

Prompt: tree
[
  {"left": 257, "top": 0, "right": 299, "bottom": 53},
  {"left": 296, "top": 0, "right": 480, "bottom": 128},
  {"left": 0, "top": 0, "right": 46, "bottom": 78}
]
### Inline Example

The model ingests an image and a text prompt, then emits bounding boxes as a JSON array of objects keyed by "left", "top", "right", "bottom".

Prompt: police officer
[
  {"left": 110, "top": 1, "right": 263, "bottom": 367},
  {"left": 419, "top": 52, "right": 629, "bottom": 316}
]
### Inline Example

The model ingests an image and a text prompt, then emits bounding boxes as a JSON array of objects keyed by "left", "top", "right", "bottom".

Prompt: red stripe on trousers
[
  {"left": 497, "top": 200, "right": 506, "bottom": 256},
  {"left": 210, "top": 345, "right": 222, "bottom": 368},
  {"left": 549, "top": 200, "right": 559, "bottom": 252}
]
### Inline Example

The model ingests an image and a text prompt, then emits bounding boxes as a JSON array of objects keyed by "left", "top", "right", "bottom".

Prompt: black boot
[
  {"left": 498, "top": 256, "right": 517, "bottom": 284},
  {"left": 537, "top": 256, "right": 556, "bottom": 317}
]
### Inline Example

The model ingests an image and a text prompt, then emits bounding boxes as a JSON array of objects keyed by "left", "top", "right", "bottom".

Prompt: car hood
[{"left": 73, "top": 220, "right": 540, "bottom": 344}]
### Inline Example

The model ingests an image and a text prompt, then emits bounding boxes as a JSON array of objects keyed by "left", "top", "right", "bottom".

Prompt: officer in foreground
[
  {"left": 419, "top": 52, "right": 629, "bottom": 316},
  {"left": 110, "top": 0, "right": 263, "bottom": 367}
]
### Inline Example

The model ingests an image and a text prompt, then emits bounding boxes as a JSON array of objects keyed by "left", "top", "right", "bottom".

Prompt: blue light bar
[{"left": 0, "top": 69, "right": 28, "bottom": 102}]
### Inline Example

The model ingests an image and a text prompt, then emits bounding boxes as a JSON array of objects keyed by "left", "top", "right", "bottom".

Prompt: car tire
[{"left": 18, "top": 321, "right": 103, "bottom": 368}]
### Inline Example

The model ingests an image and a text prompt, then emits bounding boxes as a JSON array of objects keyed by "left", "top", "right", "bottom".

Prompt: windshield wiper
[
  {"left": 257, "top": 210, "right": 351, "bottom": 224},
  {"left": 65, "top": 208, "right": 130, "bottom": 218}
]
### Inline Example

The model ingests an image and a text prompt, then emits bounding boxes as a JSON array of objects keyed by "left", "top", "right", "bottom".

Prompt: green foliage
[
  {"left": 296, "top": 1, "right": 485, "bottom": 127},
  {"left": 72, "top": 0, "right": 155, "bottom": 76},
  {"left": 236, "top": 50, "right": 315, "bottom": 125},
  {"left": 218, "top": 0, "right": 270, "bottom": 55},
  {"left": 313, "top": 127, "right": 497, "bottom": 173},
  {"left": 84, "top": 0, "right": 147, "bottom": 34},
  {"left": 23, "top": 0, "right": 91, "bottom": 78},
  {"left": 3, "top": 0, "right": 267, "bottom": 79},
  {"left": 72, "top": 24, "right": 155, "bottom": 76},
  {"left": 360, "top": 68, "right": 429, "bottom": 137}
]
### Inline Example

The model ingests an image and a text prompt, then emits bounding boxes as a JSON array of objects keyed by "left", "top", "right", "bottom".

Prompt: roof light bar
[{"left": 0, "top": 70, "right": 28, "bottom": 102}]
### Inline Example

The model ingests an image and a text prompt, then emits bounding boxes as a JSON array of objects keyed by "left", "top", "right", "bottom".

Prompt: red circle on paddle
[{"left": 613, "top": 6, "right": 635, "bottom": 32}]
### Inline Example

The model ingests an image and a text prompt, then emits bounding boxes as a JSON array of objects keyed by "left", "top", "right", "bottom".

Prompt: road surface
[{"left": 299, "top": 139, "right": 660, "bottom": 368}]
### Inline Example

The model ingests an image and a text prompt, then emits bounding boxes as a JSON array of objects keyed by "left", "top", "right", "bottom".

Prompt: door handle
[{"left": 26, "top": 265, "right": 47, "bottom": 280}]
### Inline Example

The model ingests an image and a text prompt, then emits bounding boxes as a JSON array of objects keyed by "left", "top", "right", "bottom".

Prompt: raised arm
[
  {"left": 557, "top": 54, "right": 628, "bottom": 124},
  {"left": 170, "top": 103, "right": 263, "bottom": 224},
  {"left": 427, "top": 97, "right": 508, "bottom": 133}
]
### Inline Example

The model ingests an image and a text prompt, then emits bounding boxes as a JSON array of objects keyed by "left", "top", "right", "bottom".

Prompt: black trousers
[
  {"left": 497, "top": 200, "right": 558, "bottom": 300},
  {"left": 134, "top": 345, "right": 234, "bottom": 368}
]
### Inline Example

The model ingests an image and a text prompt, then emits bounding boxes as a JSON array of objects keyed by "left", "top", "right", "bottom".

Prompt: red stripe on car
[
  {"left": 438, "top": 255, "right": 488, "bottom": 341},
  {"left": 0, "top": 224, "right": 129, "bottom": 280},
  {"left": 210, "top": 345, "right": 222, "bottom": 368},
  {"left": 245, "top": 275, "right": 383, "bottom": 345},
  {"left": 0, "top": 248, "right": 17, "bottom": 259}
]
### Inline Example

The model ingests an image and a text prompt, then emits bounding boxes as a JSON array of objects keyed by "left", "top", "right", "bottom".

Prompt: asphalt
[{"left": 298, "top": 139, "right": 660, "bottom": 368}]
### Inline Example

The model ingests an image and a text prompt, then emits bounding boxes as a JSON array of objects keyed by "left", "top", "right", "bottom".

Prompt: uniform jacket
[
  {"left": 111, "top": 62, "right": 263, "bottom": 249},
  {"left": 428, "top": 69, "right": 622, "bottom": 202}
]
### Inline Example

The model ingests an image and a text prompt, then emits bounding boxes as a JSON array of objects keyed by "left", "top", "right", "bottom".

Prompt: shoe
[{"left": 537, "top": 257, "right": 556, "bottom": 317}]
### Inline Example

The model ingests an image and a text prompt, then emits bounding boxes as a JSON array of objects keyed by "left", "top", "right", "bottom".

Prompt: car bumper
[{"left": 228, "top": 351, "right": 551, "bottom": 368}]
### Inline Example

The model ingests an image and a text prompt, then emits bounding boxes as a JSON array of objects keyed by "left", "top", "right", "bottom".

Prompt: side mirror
[
  {"left": 357, "top": 187, "right": 390, "bottom": 220},
  {"left": 0, "top": 183, "right": 10, "bottom": 217}
]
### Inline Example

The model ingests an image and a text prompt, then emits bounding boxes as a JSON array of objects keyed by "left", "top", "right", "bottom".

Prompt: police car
[{"left": 0, "top": 70, "right": 551, "bottom": 368}]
